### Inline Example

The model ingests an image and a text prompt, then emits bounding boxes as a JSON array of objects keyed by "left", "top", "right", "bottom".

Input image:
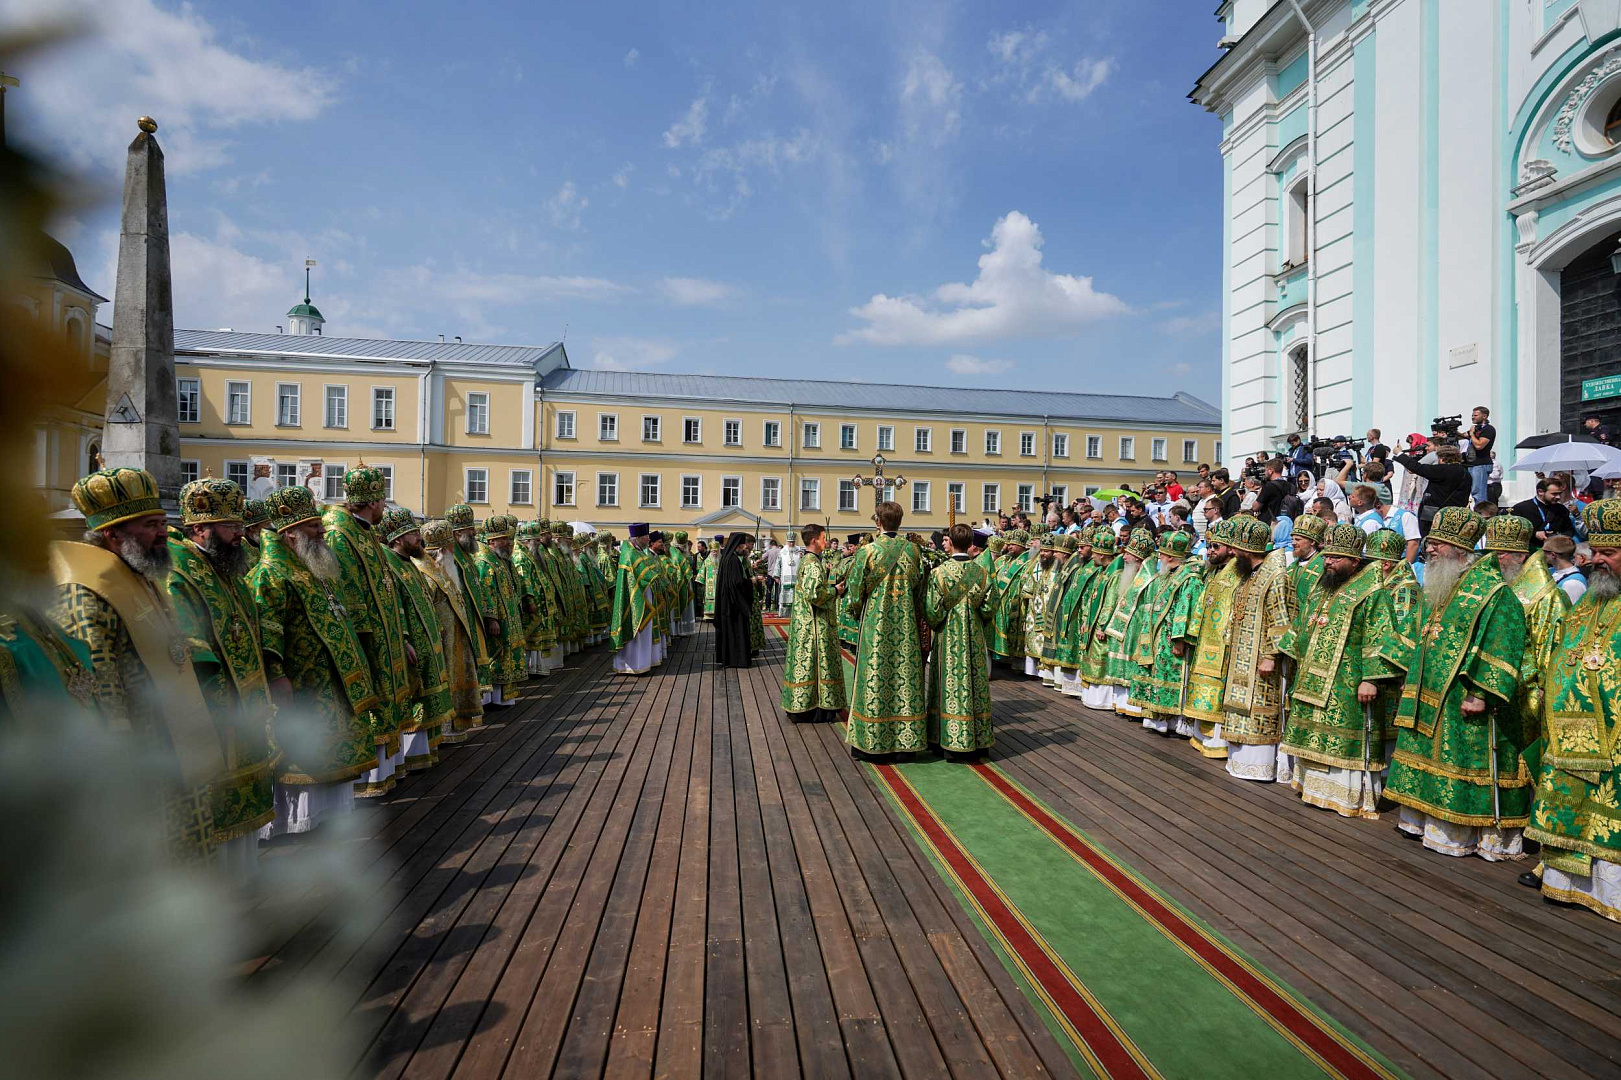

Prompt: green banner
[{"left": 1582, "top": 374, "right": 1621, "bottom": 402}]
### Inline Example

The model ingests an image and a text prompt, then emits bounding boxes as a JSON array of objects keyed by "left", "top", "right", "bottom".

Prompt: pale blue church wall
[
  {"left": 1351, "top": 27, "right": 1377, "bottom": 431},
  {"left": 1545, "top": 0, "right": 1579, "bottom": 32},
  {"left": 1277, "top": 51, "right": 1309, "bottom": 99}
]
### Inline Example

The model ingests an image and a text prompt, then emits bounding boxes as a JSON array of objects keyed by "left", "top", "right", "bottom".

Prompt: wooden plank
[{"left": 701, "top": 665, "right": 753, "bottom": 1076}]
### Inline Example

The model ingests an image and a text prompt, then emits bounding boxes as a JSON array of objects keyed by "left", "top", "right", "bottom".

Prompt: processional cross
[{"left": 849, "top": 454, "right": 907, "bottom": 514}]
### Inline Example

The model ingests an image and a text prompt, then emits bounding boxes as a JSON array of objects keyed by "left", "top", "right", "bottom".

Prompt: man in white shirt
[
  {"left": 764, "top": 539, "right": 782, "bottom": 610},
  {"left": 1545, "top": 535, "right": 1587, "bottom": 605},
  {"left": 1374, "top": 487, "right": 1421, "bottom": 565},
  {"left": 778, "top": 542, "right": 801, "bottom": 615}
]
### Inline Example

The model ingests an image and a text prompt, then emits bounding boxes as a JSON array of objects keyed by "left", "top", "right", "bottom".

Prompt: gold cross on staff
[{"left": 849, "top": 454, "right": 907, "bottom": 512}]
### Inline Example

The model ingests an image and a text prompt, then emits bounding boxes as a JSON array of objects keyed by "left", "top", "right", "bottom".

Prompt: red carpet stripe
[
  {"left": 874, "top": 763, "right": 1159, "bottom": 1080},
  {"left": 970, "top": 763, "right": 1399, "bottom": 1080}
]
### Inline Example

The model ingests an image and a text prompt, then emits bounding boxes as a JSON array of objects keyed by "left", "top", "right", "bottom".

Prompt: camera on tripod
[{"left": 1432, "top": 415, "right": 1464, "bottom": 438}]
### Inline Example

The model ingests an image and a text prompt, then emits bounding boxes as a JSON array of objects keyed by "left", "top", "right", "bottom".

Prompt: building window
[
  {"left": 1020, "top": 432, "right": 1036, "bottom": 457},
  {"left": 838, "top": 480, "right": 858, "bottom": 512},
  {"left": 225, "top": 381, "right": 251, "bottom": 425},
  {"left": 324, "top": 384, "right": 348, "bottom": 428},
  {"left": 840, "top": 423, "right": 857, "bottom": 450},
  {"left": 1183, "top": 438, "right": 1198, "bottom": 463},
  {"left": 758, "top": 420, "right": 775, "bottom": 447},
  {"left": 1119, "top": 436, "right": 1135, "bottom": 460},
  {"left": 323, "top": 463, "right": 347, "bottom": 502},
  {"left": 599, "top": 413, "right": 618, "bottom": 441},
  {"left": 1017, "top": 484, "right": 1035, "bottom": 513},
  {"left": 555, "top": 410, "right": 576, "bottom": 439},
  {"left": 915, "top": 427, "right": 932, "bottom": 453},
  {"left": 1053, "top": 433, "right": 1069, "bottom": 458},
  {"left": 683, "top": 417, "right": 701, "bottom": 443},
  {"left": 597, "top": 472, "right": 619, "bottom": 507},
  {"left": 722, "top": 476, "right": 741, "bottom": 507},
  {"left": 640, "top": 473, "right": 660, "bottom": 507},
  {"left": 1051, "top": 484, "right": 1068, "bottom": 506},
  {"left": 1086, "top": 434, "right": 1102, "bottom": 459},
  {"left": 376, "top": 464, "right": 394, "bottom": 502},
  {"left": 465, "top": 467, "right": 489, "bottom": 504},
  {"left": 877, "top": 425, "right": 894, "bottom": 451},
  {"left": 177, "top": 377, "right": 200, "bottom": 424},
  {"left": 982, "top": 483, "right": 1000, "bottom": 514},
  {"left": 1084, "top": 485, "right": 1100, "bottom": 498},
  {"left": 682, "top": 475, "right": 702, "bottom": 509},
  {"left": 911, "top": 481, "right": 930, "bottom": 513},
  {"left": 181, "top": 460, "right": 200, "bottom": 485},
  {"left": 275, "top": 463, "right": 298, "bottom": 488},
  {"left": 1285, "top": 176, "right": 1310, "bottom": 268},
  {"left": 1290, "top": 345, "right": 1310, "bottom": 433},
  {"left": 373, "top": 387, "right": 395, "bottom": 431},
  {"left": 800, "top": 478, "right": 820, "bottom": 511},
  {"left": 1151, "top": 437, "right": 1167, "bottom": 462},
  {"left": 224, "top": 460, "right": 248, "bottom": 490},
  {"left": 643, "top": 415, "right": 661, "bottom": 442},
  {"left": 277, "top": 383, "right": 301, "bottom": 427},
  {"left": 948, "top": 482, "right": 965, "bottom": 514},
  {"left": 985, "top": 430, "right": 1001, "bottom": 455},
  {"left": 761, "top": 477, "right": 781, "bottom": 511},
  {"left": 554, "top": 470, "right": 576, "bottom": 506},
  {"left": 950, "top": 429, "right": 966, "bottom": 454},
  {"left": 510, "top": 469, "right": 532, "bottom": 505},
  {"left": 466, "top": 392, "right": 490, "bottom": 435},
  {"left": 1215, "top": 440, "right": 1224, "bottom": 462},
  {"left": 803, "top": 422, "right": 821, "bottom": 449}
]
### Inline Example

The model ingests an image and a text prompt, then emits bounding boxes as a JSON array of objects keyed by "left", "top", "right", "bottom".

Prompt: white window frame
[
  {"left": 376, "top": 464, "right": 394, "bottom": 502},
  {"left": 177, "top": 376, "right": 200, "bottom": 424},
  {"left": 1086, "top": 434, "right": 1103, "bottom": 459},
  {"left": 1120, "top": 436, "right": 1136, "bottom": 460},
  {"left": 1019, "top": 431, "right": 1036, "bottom": 457},
  {"left": 1151, "top": 437, "right": 1168, "bottom": 462},
  {"left": 757, "top": 420, "right": 775, "bottom": 447},
  {"left": 224, "top": 459, "right": 249, "bottom": 491},
  {"left": 324, "top": 383, "right": 348, "bottom": 429},
  {"left": 984, "top": 430, "right": 1001, "bottom": 455},
  {"left": 1183, "top": 438, "right": 1198, "bottom": 463},
  {"left": 1017, "top": 483, "right": 1035, "bottom": 513},
  {"left": 915, "top": 427, "right": 933, "bottom": 453},
  {"left": 950, "top": 428, "right": 966, "bottom": 454},
  {"left": 803, "top": 421, "right": 821, "bottom": 449},
  {"left": 1216, "top": 440, "right": 1224, "bottom": 462},
  {"left": 877, "top": 425, "right": 895, "bottom": 452},
  {"left": 596, "top": 471, "right": 619, "bottom": 507},
  {"left": 372, "top": 386, "right": 396, "bottom": 431},
  {"left": 683, "top": 416, "right": 702, "bottom": 444},
  {"left": 840, "top": 423, "right": 857, "bottom": 450},
  {"left": 1051, "top": 484, "right": 1068, "bottom": 506},
  {"left": 225, "top": 380, "right": 251, "bottom": 425},
  {"left": 681, "top": 474, "right": 702, "bottom": 509},
  {"left": 1053, "top": 432, "right": 1070, "bottom": 458},
  {"left": 599, "top": 412, "right": 619, "bottom": 442},
  {"left": 509, "top": 468, "right": 533, "bottom": 505},
  {"left": 555, "top": 410, "right": 576, "bottom": 440},
  {"left": 553, "top": 470, "right": 576, "bottom": 507},
  {"left": 639, "top": 472, "right": 661, "bottom": 508},
  {"left": 721, "top": 475, "right": 742, "bottom": 508},
  {"left": 466, "top": 391, "right": 490, "bottom": 435},
  {"left": 799, "top": 477, "right": 821, "bottom": 511},
  {"left": 465, "top": 467, "right": 489, "bottom": 505},
  {"left": 180, "top": 459, "right": 201, "bottom": 485},
  {"left": 276, "top": 382, "right": 301, "bottom": 427},
  {"left": 1084, "top": 485, "right": 1101, "bottom": 497},
  {"left": 838, "top": 479, "right": 858, "bottom": 512},
  {"left": 948, "top": 482, "right": 965, "bottom": 514},
  {"left": 982, "top": 483, "right": 1000, "bottom": 514},
  {"left": 275, "top": 462, "right": 299, "bottom": 488},
  {"left": 323, "top": 462, "right": 348, "bottom": 502},
  {"left": 911, "top": 481, "right": 930, "bottom": 513},
  {"left": 761, "top": 476, "right": 782, "bottom": 512},
  {"left": 642, "top": 415, "right": 662, "bottom": 442}
]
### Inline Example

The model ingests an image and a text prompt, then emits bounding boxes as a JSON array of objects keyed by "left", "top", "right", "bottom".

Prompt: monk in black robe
[{"left": 714, "top": 531, "right": 755, "bottom": 668}]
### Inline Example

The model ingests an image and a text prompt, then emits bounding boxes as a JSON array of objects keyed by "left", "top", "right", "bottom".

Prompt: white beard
[
  {"left": 288, "top": 532, "right": 341, "bottom": 582},
  {"left": 116, "top": 534, "right": 172, "bottom": 584},
  {"left": 435, "top": 548, "right": 462, "bottom": 589},
  {"left": 1117, "top": 560, "right": 1139, "bottom": 597},
  {"left": 1423, "top": 550, "right": 1473, "bottom": 607},
  {"left": 1497, "top": 555, "right": 1526, "bottom": 585},
  {"left": 1589, "top": 566, "right": 1620, "bottom": 603}
]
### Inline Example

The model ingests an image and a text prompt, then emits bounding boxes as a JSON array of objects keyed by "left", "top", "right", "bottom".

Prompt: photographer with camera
[
  {"left": 1253, "top": 458, "right": 1291, "bottom": 523},
  {"left": 1465, "top": 405, "right": 1496, "bottom": 505},
  {"left": 1395, "top": 436, "right": 1470, "bottom": 533},
  {"left": 1285, "top": 433, "right": 1314, "bottom": 478}
]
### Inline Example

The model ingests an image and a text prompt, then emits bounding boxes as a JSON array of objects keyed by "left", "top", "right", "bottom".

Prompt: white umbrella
[
  {"left": 1509, "top": 440, "right": 1621, "bottom": 473},
  {"left": 567, "top": 519, "right": 597, "bottom": 535},
  {"left": 1594, "top": 459, "right": 1621, "bottom": 480}
]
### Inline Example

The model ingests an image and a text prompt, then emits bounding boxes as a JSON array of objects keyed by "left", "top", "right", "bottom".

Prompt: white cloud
[
  {"left": 945, "top": 355, "right": 1013, "bottom": 375},
  {"left": 658, "top": 277, "right": 737, "bottom": 306},
  {"left": 986, "top": 26, "right": 1115, "bottom": 106},
  {"left": 900, "top": 51, "right": 962, "bottom": 147},
  {"left": 590, "top": 336, "right": 678, "bottom": 370},
  {"left": 623, "top": 47, "right": 640, "bottom": 68},
  {"left": 612, "top": 164, "right": 634, "bottom": 188},
  {"left": 1041, "top": 58, "right": 1115, "bottom": 103},
  {"left": 835, "top": 210, "right": 1127, "bottom": 347},
  {"left": 662, "top": 97, "right": 709, "bottom": 148},
  {"left": 986, "top": 28, "right": 1048, "bottom": 68},
  {"left": 5, "top": 0, "right": 336, "bottom": 175},
  {"left": 690, "top": 129, "right": 820, "bottom": 219},
  {"left": 1168, "top": 361, "right": 1194, "bottom": 376},
  {"left": 545, "top": 181, "right": 589, "bottom": 230}
]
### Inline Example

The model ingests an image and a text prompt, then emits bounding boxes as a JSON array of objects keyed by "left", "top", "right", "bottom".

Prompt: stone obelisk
[{"left": 103, "top": 116, "right": 181, "bottom": 511}]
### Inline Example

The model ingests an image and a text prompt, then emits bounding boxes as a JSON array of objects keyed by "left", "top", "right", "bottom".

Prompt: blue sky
[{"left": 10, "top": 0, "right": 1226, "bottom": 398}]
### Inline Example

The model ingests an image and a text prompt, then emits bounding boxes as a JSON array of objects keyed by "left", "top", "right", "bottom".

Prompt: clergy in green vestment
[
  {"left": 1218, "top": 515, "right": 1298, "bottom": 783},
  {"left": 1020, "top": 534, "right": 1057, "bottom": 681},
  {"left": 167, "top": 477, "right": 279, "bottom": 850},
  {"left": 986, "top": 530, "right": 1029, "bottom": 663},
  {"left": 552, "top": 523, "right": 591, "bottom": 652},
  {"left": 836, "top": 534, "right": 864, "bottom": 648},
  {"left": 1184, "top": 519, "right": 1241, "bottom": 758},
  {"left": 1129, "top": 530, "right": 1205, "bottom": 736},
  {"left": 531, "top": 522, "right": 572, "bottom": 669},
  {"left": 1277, "top": 525, "right": 1405, "bottom": 818},
  {"left": 1077, "top": 530, "right": 1127, "bottom": 709},
  {"left": 926, "top": 523, "right": 994, "bottom": 758},
  {"left": 379, "top": 507, "right": 454, "bottom": 773},
  {"left": 0, "top": 603, "right": 93, "bottom": 722},
  {"left": 781, "top": 524, "right": 846, "bottom": 721},
  {"left": 1386, "top": 506, "right": 1530, "bottom": 861},
  {"left": 1527, "top": 499, "right": 1621, "bottom": 919},
  {"left": 845, "top": 502, "right": 928, "bottom": 758},
  {"left": 1289, "top": 514, "right": 1329, "bottom": 611},
  {"left": 670, "top": 531, "right": 698, "bottom": 635},
  {"left": 473, "top": 516, "right": 527, "bottom": 703},
  {"left": 701, "top": 535, "right": 723, "bottom": 620},
  {"left": 1363, "top": 529, "right": 1421, "bottom": 754},
  {"left": 250, "top": 486, "right": 381, "bottom": 836},
  {"left": 583, "top": 535, "right": 615, "bottom": 638},
  {"left": 512, "top": 522, "right": 561, "bottom": 675},
  {"left": 415, "top": 520, "right": 487, "bottom": 744},
  {"left": 1103, "top": 529, "right": 1159, "bottom": 717},
  {"left": 1485, "top": 516, "right": 1572, "bottom": 787},
  {"left": 1051, "top": 531, "right": 1104, "bottom": 698},
  {"left": 446, "top": 503, "right": 499, "bottom": 690},
  {"left": 611, "top": 526, "right": 661, "bottom": 673},
  {"left": 1039, "top": 532, "right": 1083, "bottom": 689},
  {"left": 324, "top": 465, "right": 413, "bottom": 798},
  {"left": 241, "top": 498, "right": 270, "bottom": 570}
]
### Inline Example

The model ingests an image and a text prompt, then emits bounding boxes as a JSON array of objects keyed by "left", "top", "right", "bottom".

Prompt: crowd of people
[{"left": 767, "top": 483, "right": 1621, "bottom": 926}]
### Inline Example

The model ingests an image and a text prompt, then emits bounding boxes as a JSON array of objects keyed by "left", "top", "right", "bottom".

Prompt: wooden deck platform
[{"left": 250, "top": 626, "right": 1621, "bottom": 1080}]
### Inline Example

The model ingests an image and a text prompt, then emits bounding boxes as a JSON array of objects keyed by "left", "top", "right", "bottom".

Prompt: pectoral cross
[{"left": 849, "top": 454, "right": 907, "bottom": 514}]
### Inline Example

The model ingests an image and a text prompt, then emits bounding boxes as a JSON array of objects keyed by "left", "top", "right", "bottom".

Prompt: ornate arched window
[{"left": 1290, "top": 345, "right": 1310, "bottom": 433}]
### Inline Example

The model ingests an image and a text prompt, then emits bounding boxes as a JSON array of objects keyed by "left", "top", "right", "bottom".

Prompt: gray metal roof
[
  {"left": 538, "top": 368, "right": 1220, "bottom": 426},
  {"left": 174, "top": 328, "right": 562, "bottom": 367}
]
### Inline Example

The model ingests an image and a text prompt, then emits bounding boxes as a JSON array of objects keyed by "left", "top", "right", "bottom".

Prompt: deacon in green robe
[
  {"left": 582, "top": 536, "right": 615, "bottom": 638},
  {"left": 986, "top": 531, "right": 1029, "bottom": 663},
  {"left": 415, "top": 520, "right": 487, "bottom": 743},
  {"left": 324, "top": 465, "right": 413, "bottom": 797},
  {"left": 1184, "top": 521, "right": 1242, "bottom": 758},
  {"left": 1129, "top": 530, "right": 1205, "bottom": 735},
  {"left": 1020, "top": 537, "right": 1057, "bottom": 681},
  {"left": 166, "top": 477, "right": 278, "bottom": 851},
  {"left": 379, "top": 507, "right": 454, "bottom": 773},
  {"left": 473, "top": 516, "right": 527, "bottom": 703},
  {"left": 670, "top": 531, "right": 698, "bottom": 635},
  {"left": 1051, "top": 532, "right": 1105, "bottom": 697},
  {"left": 701, "top": 536, "right": 723, "bottom": 620},
  {"left": 845, "top": 506, "right": 928, "bottom": 758},
  {"left": 552, "top": 523, "right": 590, "bottom": 652},
  {"left": 925, "top": 525, "right": 994, "bottom": 757},
  {"left": 512, "top": 522, "right": 561, "bottom": 675},
  {"left": 1102, "top": 529, "right": 1158, "bottom": 716},
  {"left": 1527, "top": 498, "right": 1621, "bottom": 919},
  {"left": 1077, "top": 536, "right": 1126, "bottom": 709},
  {"left": 837, "top": 535, "right": 865, "bottom": 648},
  {"left": 446, "top": 503, "right": 499, "bottom": 690},
  {"left": 780, "top": 524, "right": 846, "bottom": 720},
  {"left": 611, "top": 529, "right": 661, "bottom": 673},
  {"left": 1387, "top": 507, "right": 1530, "bottom": 861},
  {"left": 1277, "top": 525, "right": 1405, "bottom": 818}
]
